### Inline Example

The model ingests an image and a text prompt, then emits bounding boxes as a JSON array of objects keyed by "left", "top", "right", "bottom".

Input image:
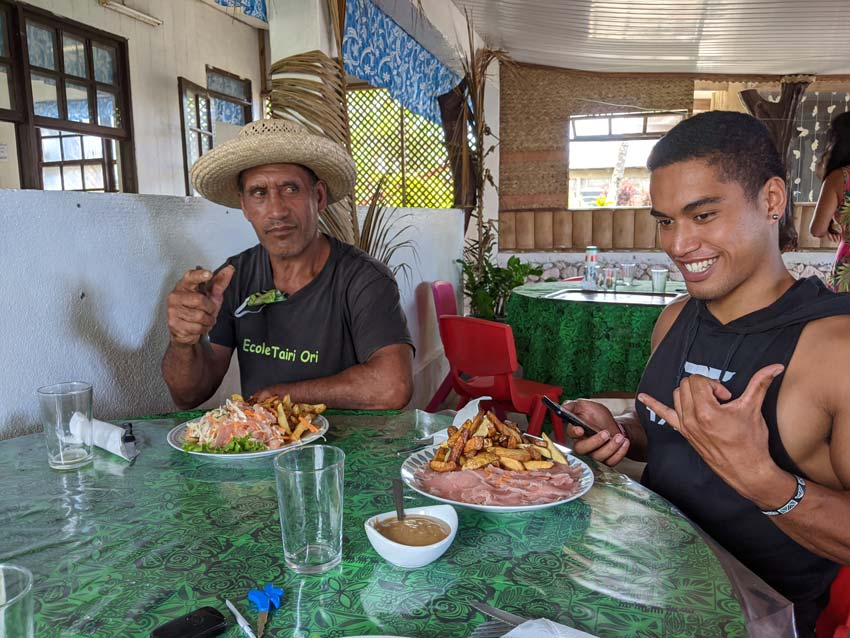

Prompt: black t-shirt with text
[{"left": 209, "top": 235, "right": 413, "bottom": 398}]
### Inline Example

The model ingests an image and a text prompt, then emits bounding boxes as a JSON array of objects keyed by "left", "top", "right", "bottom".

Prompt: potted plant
[{"left": 458, "top": 220, "right": 541, "bottom": 320}]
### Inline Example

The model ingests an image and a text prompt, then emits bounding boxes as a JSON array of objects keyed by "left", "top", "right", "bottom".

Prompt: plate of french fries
[
  {"left": 400, "top": 409, "right": 593, "bottom": 512},
  {"left": 167, "top": 394, "right": 329, "bottom": 460}
]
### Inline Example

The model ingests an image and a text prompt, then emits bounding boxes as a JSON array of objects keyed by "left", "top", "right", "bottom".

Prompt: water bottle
[{"left": 581, "top": 245, "right": 599, "bottom": 290}]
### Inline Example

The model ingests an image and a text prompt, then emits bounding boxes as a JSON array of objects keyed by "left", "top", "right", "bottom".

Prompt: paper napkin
[{"left": 70, "top": 413, "right": 139, "bottom": 461}]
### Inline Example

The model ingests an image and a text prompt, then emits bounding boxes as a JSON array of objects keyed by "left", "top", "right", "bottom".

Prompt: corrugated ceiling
[{"left": 449, "top": 0, "right": 850, "bottom": 74}]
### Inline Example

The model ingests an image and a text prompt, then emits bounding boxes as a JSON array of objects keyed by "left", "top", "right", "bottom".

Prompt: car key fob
[{"left": 151, "top": 606, "right": 227, "bottom": 638}]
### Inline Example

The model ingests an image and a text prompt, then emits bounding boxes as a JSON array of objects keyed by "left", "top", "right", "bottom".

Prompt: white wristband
[{"left": 761, "top": 475, "right": 806, "bottom": 517}]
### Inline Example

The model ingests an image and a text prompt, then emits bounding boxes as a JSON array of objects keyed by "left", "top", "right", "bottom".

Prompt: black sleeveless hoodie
[{"left": 637, "top": 276, "right": 850, "bottom": 635}]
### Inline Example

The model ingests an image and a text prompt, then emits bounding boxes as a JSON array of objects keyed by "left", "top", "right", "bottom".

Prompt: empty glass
[
  {"left": 620, "top": 263, "right": 636, "bottom": 286},
  {"left": 0, "top": 564, "right": 34, "bottom": 638},
  {"left": 37, "top": 382, "right": 93, "bottom": 470},
  {"left": 274, "top": 445, "right": 345, "bottom": 574},
  {"left": 601, "top": 267, "right": 619, "bottom": 292},
  {"left": 650, "top": 268, "right": 669, "bottom": 294}
]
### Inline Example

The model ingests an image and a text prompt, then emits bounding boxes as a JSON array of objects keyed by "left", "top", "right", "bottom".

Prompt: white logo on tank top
[
  {"left": 645, "top": 360, "right": 737, "bottom": 425},
  {"left": 683, "top": 361, "right": 736, "bottom": 383}
]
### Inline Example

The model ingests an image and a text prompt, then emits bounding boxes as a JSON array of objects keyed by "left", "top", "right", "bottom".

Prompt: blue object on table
[{"left": 248, "top": 583, "right": 283, "bottom": 612}]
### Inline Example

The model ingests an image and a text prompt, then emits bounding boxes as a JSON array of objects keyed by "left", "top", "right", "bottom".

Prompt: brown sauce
[{"left": 375, "top": 515, "right": 450, "bottom": 546}]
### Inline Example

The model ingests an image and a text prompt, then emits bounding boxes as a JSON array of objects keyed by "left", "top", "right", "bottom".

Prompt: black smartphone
[
  {"left": 541, "top": 396, "right": 601, "bottom": 436},
  {"left": 151, "top": 606, "right": 227, "bottom": 638}
]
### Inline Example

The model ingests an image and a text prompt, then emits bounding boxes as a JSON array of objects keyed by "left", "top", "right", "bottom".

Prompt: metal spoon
[{"left": 392, "top": 478, "right": 405, "bottom": 521}]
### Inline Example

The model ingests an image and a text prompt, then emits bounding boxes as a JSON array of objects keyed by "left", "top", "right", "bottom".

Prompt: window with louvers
[{"left": 347, "top": 87, "right": 452, "bottom": 209}]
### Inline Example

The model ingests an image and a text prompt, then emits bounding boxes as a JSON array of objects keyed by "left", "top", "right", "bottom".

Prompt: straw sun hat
[{"left": 189, "top": 118, "right": 356, "bottom": 209}]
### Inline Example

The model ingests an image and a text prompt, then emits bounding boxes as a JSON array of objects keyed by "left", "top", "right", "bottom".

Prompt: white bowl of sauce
[{"left": 364, "top": 504, "right": 458, "bottom": 568}]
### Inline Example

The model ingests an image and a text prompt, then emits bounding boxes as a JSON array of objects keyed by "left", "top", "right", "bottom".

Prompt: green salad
[{"left": 182, "top": 435, "right": 268, "bottom": 454}]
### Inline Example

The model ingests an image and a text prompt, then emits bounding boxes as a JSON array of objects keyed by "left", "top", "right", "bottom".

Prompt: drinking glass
[
  {"left": 274, "top": 445, "right": 345, "bottom": 574},
  {"left": 602, "top": 267, "right": 619, "bottom": 292},
  {"left": 0, "top": 564, "right": 34, "bottom": 638},
  {"left": 620, "top": 263, "right": 636, "bottom": 286},
  {"left": 37, "top": 382, "right": 93, "bottom": 470},
  {"left": 650, "top": 268, "right": 669, "bottom": 294}
]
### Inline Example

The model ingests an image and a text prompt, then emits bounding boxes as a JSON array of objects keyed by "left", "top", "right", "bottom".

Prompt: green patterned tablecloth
[
  {"left": 506, "top": 282, "right": 684, "bottom": 399},
  {"left": 0, "top": 412, "right": 754, "bottom": 637}
]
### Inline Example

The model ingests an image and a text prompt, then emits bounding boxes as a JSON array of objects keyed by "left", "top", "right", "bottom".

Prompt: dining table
[
  {"left": 505, "top": 280, "right": 687, "bottom": 400},
  {"left": 0, "top": 409, "right": 793, "bottom": 638}
]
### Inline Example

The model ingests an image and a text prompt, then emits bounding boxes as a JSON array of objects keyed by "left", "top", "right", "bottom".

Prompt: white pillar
[{"left": 267, "top": 0, "right": 336, "bottom": 61}]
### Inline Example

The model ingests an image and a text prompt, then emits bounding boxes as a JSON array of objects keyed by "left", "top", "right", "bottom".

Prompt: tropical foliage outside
[{"left": 347, "top": 88, "right": 454, "bottom": 209}]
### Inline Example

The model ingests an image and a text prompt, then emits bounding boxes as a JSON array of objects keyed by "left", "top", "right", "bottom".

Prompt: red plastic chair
[
  {"left": 817, "top": 567, "right": 850, "bottom": 638},
  {"left": 438, "top": 314, "right": 565, "bottom": 441},
  {"left": 425, "top": 281, "right": 458, "bottom": 412}
]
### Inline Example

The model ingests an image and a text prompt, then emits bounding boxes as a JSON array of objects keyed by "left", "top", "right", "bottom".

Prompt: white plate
[
  {"left": 166, "top": 414, "right": 329, "bottom": 460},
  {"left": 400, "top": 438, "right": 593, "bottom": 513}
]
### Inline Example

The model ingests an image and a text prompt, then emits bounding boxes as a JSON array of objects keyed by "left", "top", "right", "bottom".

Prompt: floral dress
[{"left": 828, "top": 167, "right": 850, "bottom": 292}]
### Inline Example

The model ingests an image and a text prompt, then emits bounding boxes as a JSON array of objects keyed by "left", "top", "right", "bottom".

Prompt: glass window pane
[
  {"left": 62, "top": 134, "right": 82, "bottom": 161},
  {"left": 212, "top": 98, "right": 246, "bottom": 127},
  {"left": 207, "top": 71, "right": 249, "bottom": 100},
  {"left": 611, "top": 116, "right": 644, "bottom": 135},
  {"left": 0, "top": 12, "right": 6, "bottom": 57},
  {"left": 200, "top": 134, "right": 211, "bottom": 153},
  {"left": 185, "top": 93, "right": 197, "bottom": 129},
  {"left": 31, "top": 74, "right": 59, "bottom": 118},
  {"left": 0, "top": 64, "right": 12, "bottom": 110},
  {"left": 62, "top": 34, "right": 88, "bottom": 78},
  {"left": 83, "top": 136, "right": 103, "bottom": 159},
  {"left": 646, "top": 113, "right": 685, "bottom": 133},
  {"left": 27, "top": 21, "right": 56, "bottom": 70},
  {"left": 188, "top": 132, "right": 200, "bottom": 164},
  {"left": 93, "top": 44, "right": 115, "bottom": 84},
  {"left": 198, "top": 96, "right": 210, "bottom": 132},
  {"left": 41, "top": 136, "right": 61, "bottom": 162},
  {"left": 43, "top": 166, "right": 62, "bottom": 190},
  {"left": 63, "top": 165, "right": 82, "bottom": 190},
  {"left": 0, "top": 121, "right": 20, "bottom": 189},
  {"left": 573, "top": 117, "right": 609, "bottom": 137},
  {"left": 66, "top": 82, "right": 91, "bottom": 123},
  {"left": 84, "top": 164, "right": 104, "bottom": 189},
  {"left": 96, "top": 90, "right": 118, "bottom": 127}
]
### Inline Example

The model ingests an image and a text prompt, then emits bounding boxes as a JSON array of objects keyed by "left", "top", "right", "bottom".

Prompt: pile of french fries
[
  {"left": 238, "top": 393, "right": 326, "bottom": 441},
  {"left": 429, "top": 409, "right": 568, "bottom": 473}
]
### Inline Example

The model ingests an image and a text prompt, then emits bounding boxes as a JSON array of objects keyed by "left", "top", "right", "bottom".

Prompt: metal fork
[
  {"left": 394, "top": 435, "right": 435, "bottom": 456},
  {"left": 469, "top": 620, "right": 512, "bottom": 638}
]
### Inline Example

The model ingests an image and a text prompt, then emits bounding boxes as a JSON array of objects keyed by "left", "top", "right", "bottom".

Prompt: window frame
[
  {"left": 569, "top": 110, "right": 687, "bottom": 142},
  {"left": 0, "top": 0, "right": 137, "bottom": 191},
  {"left": 179, "top": 68, "right": 253, "bottom": 196},
  {"left": 567, "top": 110, "right": 687, "bottom": 209}
]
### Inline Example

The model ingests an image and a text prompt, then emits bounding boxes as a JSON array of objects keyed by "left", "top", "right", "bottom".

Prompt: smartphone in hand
[{"left": 541, "top": 396, "right": 601, "bottom": 436}]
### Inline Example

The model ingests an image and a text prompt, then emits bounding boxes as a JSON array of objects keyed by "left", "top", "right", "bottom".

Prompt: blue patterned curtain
[
  {"left": 343, "top": 0, "right": 460, "bottom": 124},
  {"left": 213, "top": 0, "right": 267, "bottom": 23}
]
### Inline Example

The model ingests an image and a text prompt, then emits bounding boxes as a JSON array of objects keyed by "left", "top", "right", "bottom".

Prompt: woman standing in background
[{"left": 811, "top": 111, "right": 850, "bottom": 291}]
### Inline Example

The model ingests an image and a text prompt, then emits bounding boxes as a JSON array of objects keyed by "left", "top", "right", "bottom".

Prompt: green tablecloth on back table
[
  {"left": 0, "top": 410, "right": 793, "bottom": 637},
  {"left": 506, "top": 281, "right": 685, "bottom": 400}
]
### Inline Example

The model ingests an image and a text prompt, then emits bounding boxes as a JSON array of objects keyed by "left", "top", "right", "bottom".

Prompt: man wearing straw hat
[{"left": 162, "top": 119, "right": 414, "bottom": 410}]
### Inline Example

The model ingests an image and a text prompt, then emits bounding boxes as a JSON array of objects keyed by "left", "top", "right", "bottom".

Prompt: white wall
[
  {"left": 23, "top": 0, "right": 262, "bottom": 195},
  {"left": 0, "top": 190, "right": 463, "bottom": 439}
]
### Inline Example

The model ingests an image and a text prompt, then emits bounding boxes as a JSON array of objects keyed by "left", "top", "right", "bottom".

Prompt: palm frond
[
  {"left": 451, "top": 11, "right": 516, "bottom": 278},
  {"left": 266, "top": 2, "right": 420, "bottom": 279},
  {"left": 359, "top": 179, "right": 418, "bottom": 284}
]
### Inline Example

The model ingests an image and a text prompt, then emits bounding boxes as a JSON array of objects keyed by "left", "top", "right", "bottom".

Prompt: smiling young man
[
  {"left": 563, "top": 111, "right": 850, "bottom": 636},
  {"left": 161, "top": 119, "right": 413, "bottom": 410}
]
